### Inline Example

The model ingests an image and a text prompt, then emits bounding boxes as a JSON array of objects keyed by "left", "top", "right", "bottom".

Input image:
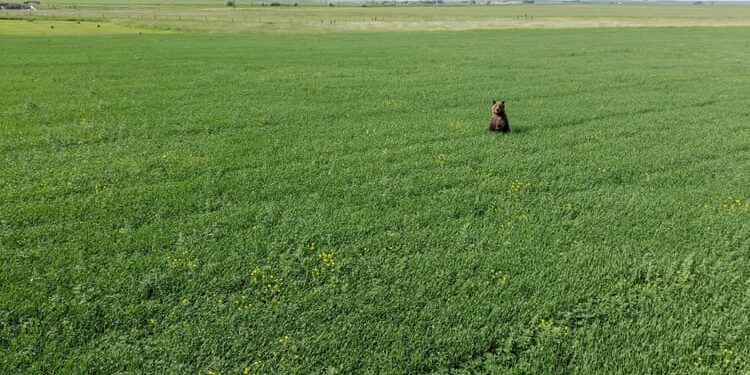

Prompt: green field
[{"left": 2, "top": 5, "right": 750, "bottom": 374}]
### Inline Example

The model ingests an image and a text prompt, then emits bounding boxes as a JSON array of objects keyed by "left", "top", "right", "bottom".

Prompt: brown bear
[{"left": 488, "top": 100, "right": 510, "bottom": 133}]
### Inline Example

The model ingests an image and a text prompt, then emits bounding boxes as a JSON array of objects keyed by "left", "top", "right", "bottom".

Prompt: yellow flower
[
  {"left": 251, "top": 267, "right": 261, "bottom": 283},
  {"left": 490, "top": 269, "right": 508, "bottom": 285},
  {"left": 723, "top": 198, "right": 743, "bottom": 209},
  {"left": 318, "top": 251, "right": 335, "bottom": 268},
  {"left": 722, "top": 348, "right": 734, "bottom": 365},
  {"left": 692, "top": 351, "right": 703, "bottom": 367},
  {"left": 510, "top": 180, "right": 524, "bottom": 193},
  {"left": 437, "top": 154, "right": 449, "bottom": 165}
]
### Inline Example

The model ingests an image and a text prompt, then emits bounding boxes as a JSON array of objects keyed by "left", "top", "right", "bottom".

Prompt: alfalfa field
[{"left": 1, "top": 11, "right": 750, "bottom": 374}]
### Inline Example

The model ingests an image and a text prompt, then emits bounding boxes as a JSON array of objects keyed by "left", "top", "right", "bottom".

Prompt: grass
[
  {"left": 3, "top": 3, "right": 750, "bottom": 33},
  {"left": 2, "top": 15, "right": 750, "bottom": 375},
  {"left": 0, "top": 19, "right": 164, "bottom": 35}
]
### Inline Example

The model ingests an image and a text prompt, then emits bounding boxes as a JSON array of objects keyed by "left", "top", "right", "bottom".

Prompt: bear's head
[{"left": 491, "top": 100, "right": 505, "bottom": 115}]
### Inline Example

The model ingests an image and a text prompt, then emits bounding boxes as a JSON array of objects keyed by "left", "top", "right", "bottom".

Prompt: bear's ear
[
  {"left": 492, "top": 99, "right": 497, "bottom": 104},
  {"left": 501, "top": 100, "right": 505, "bottom": 105}
]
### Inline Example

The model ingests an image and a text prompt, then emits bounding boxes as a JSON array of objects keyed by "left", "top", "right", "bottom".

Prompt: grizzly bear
[{"left": 488, "top": 100, "right": 510, "bottom": 133}]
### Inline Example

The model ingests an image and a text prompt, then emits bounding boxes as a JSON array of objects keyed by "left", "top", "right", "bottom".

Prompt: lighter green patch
[{"left": 0, "top": 19, "right": 165, "bottom": 35}]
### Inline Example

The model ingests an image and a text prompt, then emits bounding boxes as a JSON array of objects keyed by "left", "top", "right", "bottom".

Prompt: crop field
[
  {"left": 2, "top": 3, "right": 750, "bottom": 374},
  {"left": 3, "top": 3, "right": 750, "bottom": 32}
]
